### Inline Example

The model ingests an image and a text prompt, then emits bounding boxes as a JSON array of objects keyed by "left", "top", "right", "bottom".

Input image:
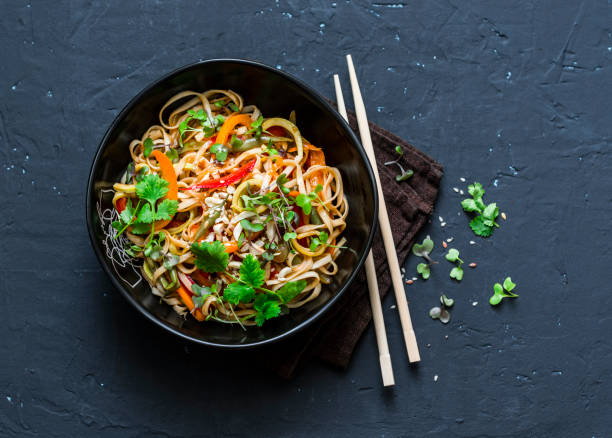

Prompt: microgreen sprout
[
  {"left": 412, "top": 235, "right": 436, "bottom": 280},
  {"left": 384, "top": 145, "right": 414, "bottom": 182},
  {"left": 445, "top": 248, "right": 464, "bottom": 281},
  {"left": 430, "top": 294, "right": 454, "bottom": 324},
  {"left": 489, "top": 277, "right": 518, "bottom": 306}
]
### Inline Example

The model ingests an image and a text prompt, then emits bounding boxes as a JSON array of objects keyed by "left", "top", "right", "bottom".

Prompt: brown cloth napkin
[{"left": 258, "top": 109, "right": 443, "bottom": 378}]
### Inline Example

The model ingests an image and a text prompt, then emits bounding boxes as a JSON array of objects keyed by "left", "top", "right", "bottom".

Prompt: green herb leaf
[
  {"left": 469, "top": 216, "right": 493, "bottom": 237},
  {"left": 163, "top": 254, "right": 180, "bottom": 271},
  {"left": 283, "top": 232, "right": 297, "bottom": 241},
  {"left": 440, "top": 294, "right": 454, "bottom": 307},
  {"left": 295, "top": 193, "right": 312, "bottom": 215},
  {"left": 503, "top": 277, "right": 516, "bottom": 292},
  {"left": 482, "top": 203, "right": 499, "bottom": 221},
  {"left": 230, "top": 134, "right": 243, "bottom": 149},
  {"left": 253, "top": 294, "right": 281, "bottom": 326},
  {"left": 190, "top": 241, "right": 229, "bottom": 273},
  {"left": 130, "top": 222, "right": 152, "bottom": 235},
  {"left": 223, "top": 282, "right": 255, "bottom": 305},
  {"left": 395, "top": 145, "right": 403, "bottom": 155},
  {"left": 155, "top": 199, "right": 178, "bottom": 221},
  {"left": 214, "top": 101, "right": 224, "bottom": 107},
  {"left": 276, "top": 279, "right": 307, "bottom": 304},
  {"left": 429, "top": 307, "right": 441, "bottom": 319},
  {"left": 412, "top": 236, "right": 434, "bottom": 257},
  {"left": 468, "top": 182, "right": 485, "bottom": 200},
  {"left": 416, "top": 262, "right": 430, "bottom": 280},
  {"left": 240, "top": 254, "right": 265, "bottom": 289},
  {"left": 166, "top": 148, "right": 179, "bottom": 162},
  {"left": 461, "top": 198, "right": 481, "bottom": 213},
  {"left": 276, "top": 174, "right": 290, "bottom": 194},
  {"left": 240, "top": 219, "right": 264, "bottom": 233},
  {"left": 210, "top": 143, "right": 229, "bottom": 162},
  {"left": 445, "top": 248, "right": 460, "bottom": 263},
  {"left": 450, "top": 266, "right": 464, "bottom": 281},
  {"left": 135, "top": 203, "right": 154, "bottom": 223},
  {"left": 229, "top": 102, "right": 240, "bottom": 112},
  {"left": 143, "top": 138, "right": 153, "bottom": 157},
  {"left": 396, "top": 169, "right": 414, "bottom": 182},
  {"left": 136, "top": 174, "right": 169, "bottom": 205}
]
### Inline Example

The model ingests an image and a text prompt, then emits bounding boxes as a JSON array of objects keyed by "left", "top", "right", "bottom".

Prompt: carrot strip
[
  {"left": 223, "top": 241, "right": 239, "bottom": 253},
  {"left": 176, "top": 286, "right": 206, "bottom": 321},
  {"left": 215, "top": 114, "right": 253, "bottom": 146},
  {"left": 151, "top": 150, "right": 178, "bottom": 229},
  {"left": 308, "top": 147, "right": 326, "bottom": 189},
  {"left": 288, "top": 191, "right": 300, "bottom": 197}
]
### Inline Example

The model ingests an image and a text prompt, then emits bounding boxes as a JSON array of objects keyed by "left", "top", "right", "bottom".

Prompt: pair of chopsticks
[{"left": 334, "top": 55, "right": 421, "bottom": 386}]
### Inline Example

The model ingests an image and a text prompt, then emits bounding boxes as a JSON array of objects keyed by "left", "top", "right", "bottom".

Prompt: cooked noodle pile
[{"left": 111, "top": 89, "right": 348, "bottom": 326}]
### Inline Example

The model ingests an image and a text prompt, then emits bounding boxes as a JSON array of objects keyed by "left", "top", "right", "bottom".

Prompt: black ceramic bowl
[{"left": 86, "top": 59, "right": 378, "bottom": 348}]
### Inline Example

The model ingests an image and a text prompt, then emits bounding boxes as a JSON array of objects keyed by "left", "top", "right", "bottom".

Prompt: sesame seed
[
  {"left": 446, "top": 237, "right": 454, "bottom": 242},
  {"left": 469, "top": 240, "right": 475, "bottom": 245},
  {"left": 460, "top": 177, "right": 466, "bottom": 182},
  {"left": 445, "top": 335, "right": 448, "bottom": 339},
  {"left": 390, "top": 305, "right": 396, "bottom": 309},
  {"left": 438, "top": 216, "right": 444, "bottom": 222},
  {"left": 412, "top": 277, "right": 417, "bottom": 281},
  {"left": 453, "top": 187, "right": 459, "bottom": 193},
  {"left": 469, "top": 262, "right": 477, "bottom": 268},
  {"left": 441, "top": 222, "right": 446, "bottom": 227},
  {"left": 501, "top": 212, "right": 507, "bottom": 220},
  {"left": 442, "top": 241, "right": 448, "bottom": 248},
  {"left": 472, "top": 301, "right": 478, "bottom": 306},
  {"left": 434, "top": 375, "right": 439, "bottom": 382},
  {"left": 459, "top": 190, "right": 464, "bottom": 195}
]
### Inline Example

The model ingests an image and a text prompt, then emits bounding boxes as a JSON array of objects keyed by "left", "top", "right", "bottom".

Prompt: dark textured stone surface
[{"left": 1, "top": 1, "right": 611, "bottom": 436}]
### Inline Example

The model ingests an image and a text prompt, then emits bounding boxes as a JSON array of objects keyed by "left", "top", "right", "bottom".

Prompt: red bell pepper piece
[{"left": 181, "top": 159, "right": 256, "bottom": 191}]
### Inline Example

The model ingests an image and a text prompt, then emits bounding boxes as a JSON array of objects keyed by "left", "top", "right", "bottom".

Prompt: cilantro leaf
[
  {"left": 482, "top": 203, "right": 499, "bottom": 221},
  {"left": 239, "top": 254, "right": 265, "bottom": 289},
  {"left": 119, "top": 199, "right": 137, "bottom": 224},
  {"left": 276, "top": 279, "right": 306, "bottom": 304},
  {"left": 130, "top": 222, "right": 152, "bottom": 235},
  {"left": 136, "top": 174, "right": 169, "bottom": 205},
  {"left": 223, "top": 282, "right": 255, "bottom": 305},
  {"left": 461, "top": 198, "right": 481, "bottom": 213},
  {"left": 253, "top": 294, "right": 281, "bottom": 326},
  {"left": 190, "top": 241, "right": 229, "bottom": 273},
  {"left": 468, "top": 182, "right": 485, "bottom": 199},
  {"left": 143, "top": 137, "right": 153, "bottom": 157},
  {"left": 469, "top": 216, "right": 493, "bottom": 237},
  {"left": 135, "top": 203, "right": 155, "bottom": 223},
  {"left": 156, "top": 199, "right": 178, "bottom": 221}
]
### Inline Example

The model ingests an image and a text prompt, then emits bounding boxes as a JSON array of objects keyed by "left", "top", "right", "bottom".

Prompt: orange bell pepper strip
[
  {"left": 307, "top": 146, "right": 326, "bottom": 191},
  {"left": 215, "top": 114, "right": 253, "bottom": 146},
  {"left": 176, "top": 285, "right": 206, "bottom": 321},
  {"left": 151, "top": 150, "right": 178, "bottom": 229},
  {"left": 223, "top": 241, "right": 239, "bottom": 253}
]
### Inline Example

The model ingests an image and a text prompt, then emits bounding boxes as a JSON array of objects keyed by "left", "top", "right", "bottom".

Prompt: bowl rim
[{"left": 85, "top": 58, "right": 379, "bottom": 349}]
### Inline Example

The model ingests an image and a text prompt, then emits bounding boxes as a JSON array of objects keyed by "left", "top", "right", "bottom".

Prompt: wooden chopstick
[
  {"left": 334, "top": 74, "right": 395, "bottom": 387},
  {"left": 345, "top": 54, "right": 421, "bottom": 363}
]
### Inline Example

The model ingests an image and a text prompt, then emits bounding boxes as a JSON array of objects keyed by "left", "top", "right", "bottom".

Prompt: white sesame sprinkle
[
  {"left": 460, "top": 177, "right": 466, "bottom": 182},
  {"left": 459, "top": 190, "right": 464, "bottom": 195},
  {"left": 446, "top": 237, "right": 454, "bottom": 242},
  {"left": 472, "top": 301, "right": 478, "bottom": 306},
  {"left": 390, "top": 305, "right": 396, "bottom": 309},
  {"left": 441, "top": 222, "right": 446, "bottom": 227},
  {"left": 434, "top": 375, "right": 439, "bottom": 382},
  {"left": 501, "top": 212, "right": 507, "bottom": 220},
  {"left": 438, "top": 216, "right": 444, "bottom": 222},
  {"left": 453, "top": 187, "right": 459, "bottom": 193},
  {"left": 412, "top": 277, "right": 418, "bottom": 281},
  {"left": 469, "top": 240, "right": 476, "bottom": 245}
]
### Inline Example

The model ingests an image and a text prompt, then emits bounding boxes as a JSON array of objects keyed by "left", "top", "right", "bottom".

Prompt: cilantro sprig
[
  {"left": 489, "top": 277, "right": 518, "bottom": 306},
  {"left": 461, "top": 182, "right": 500, "bottom": 237},
  {"left": 188, "top": 242, "right": 307, "bottom": 326}
]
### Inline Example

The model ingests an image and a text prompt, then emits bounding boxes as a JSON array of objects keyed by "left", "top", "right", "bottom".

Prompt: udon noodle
[{"left": 111, "top": 89, "right": 348, "bottom": 327}]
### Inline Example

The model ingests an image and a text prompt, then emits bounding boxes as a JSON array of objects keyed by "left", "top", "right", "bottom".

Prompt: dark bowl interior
[{"left": 86, "top": 59, "right": 377, "bottom": 348}]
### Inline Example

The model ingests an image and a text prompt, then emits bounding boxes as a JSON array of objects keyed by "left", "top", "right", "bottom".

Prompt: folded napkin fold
[{"left": 256, "top": 109, "right": 443, "bottom": 378}]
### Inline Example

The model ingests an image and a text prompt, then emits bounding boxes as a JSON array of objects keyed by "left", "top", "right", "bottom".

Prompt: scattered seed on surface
[
  {"left": 438, "top": 216, "right": 444, "bottom": 222},
  {"left": 441, "top": 222, "right": 446, "bottom": 227},
  {"left": 501, "top": 212, "right": 507, "bottom": 220},
  {"left": 460, "top": 177, "right": 466, "bottom": 182},
  {"left": 446, "top": 237, "right": 454, "bottom": 242},
  {"left": 412, "top": 277, "right": 417, "bottom": 281},
  {"left": 453, "top": 187, "right": 459, "bottom": 193},
  {"left": 390, "top": 305, "right": 396, "bottom": 309},
  {"left": 426, "top": 343, "right": 431, "bottom": 348},
  {"left": 469, "top": 262, "right": 477, "bottom": 268},
  {"left": 469, "top": 240, "right": 476, "bottom": 245},
  {"left": 442, "top": 241, "right": 448, "bottom": 248},
  {"left": 445, "top": 335, "right": 449, "bottom": 340},
  {"left": 434, "top": 375, "right": 439, "bottom": 382},
  {"left": 459, "top": 190, "right": 464, "bottom": 195},
  {"left": 406, "top": 279, "right": 414, "bottom": 285},
  {"left": 472, "top": 301, "right": 478, "bottom": 306}
]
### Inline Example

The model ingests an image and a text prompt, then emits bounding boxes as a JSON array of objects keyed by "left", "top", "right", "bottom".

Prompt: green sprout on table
[
  {"left": 461, "top": 182, "right": 500, "bottom": 237},
  {"left": 412, "top": 235, "right": 436, "bottom": 280},
  {"left": 489, "top": 277, "right": 518, "bottom": 306},
  {"left": 430, "top": 294, "right": 454, "bottom": 324},
  {"left": 384, "top": 145, "right": 414, "bottom": 182},
  {"left": 445, "top": 248, "right": 464, "bottom": 281}
]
